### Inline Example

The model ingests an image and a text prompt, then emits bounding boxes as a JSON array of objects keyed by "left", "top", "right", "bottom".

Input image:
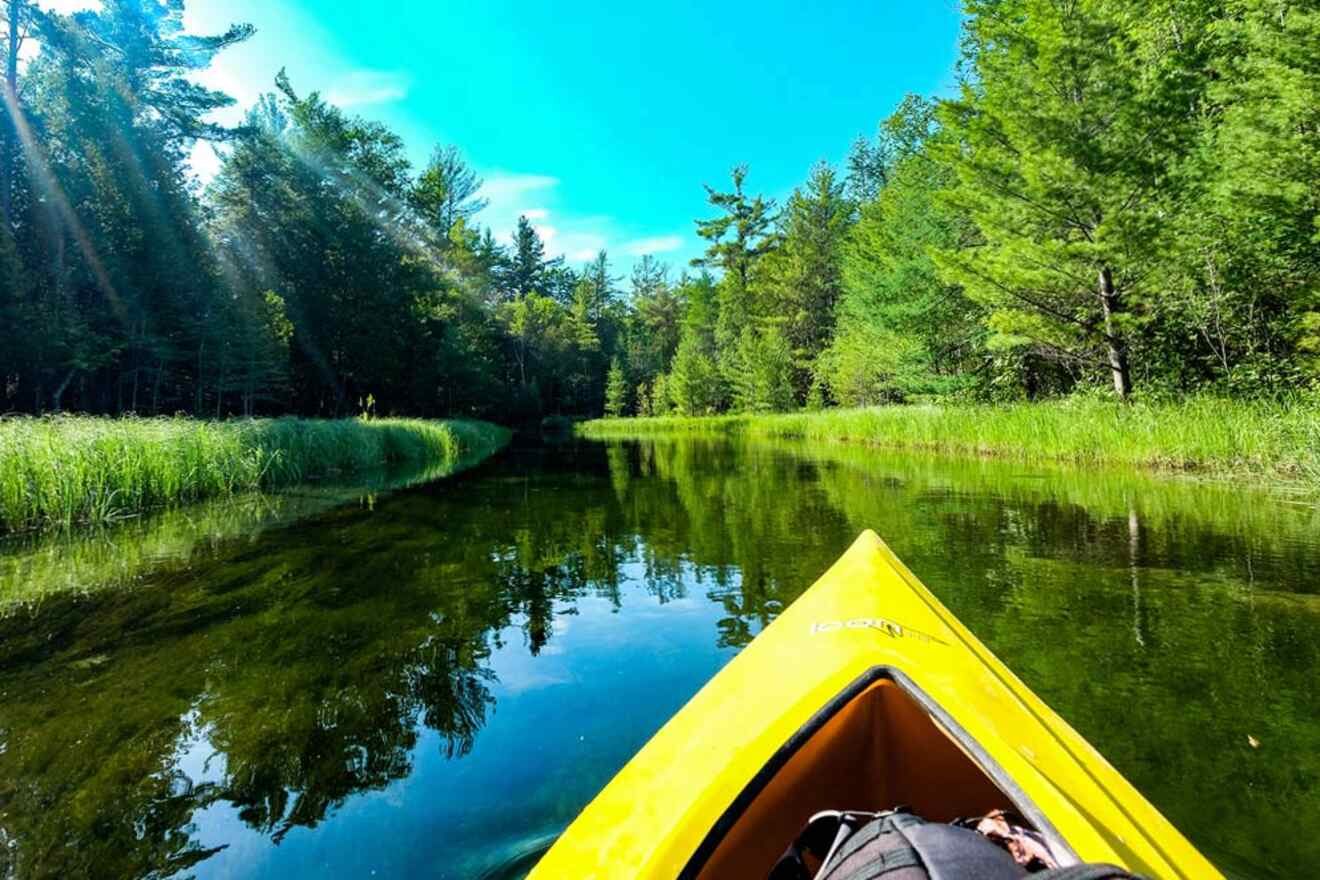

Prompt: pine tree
[
  {"left": 823, "top": 96, "right": 983, "bottom": 403},
  {"left": 650, "top": 373, "right": 672, "bottom": 416},
  {"left": 934, "top": 0, "right": 1204, "bottom": 398},
  {"left": 411, "top": 145, "right": 487, "bottom": 246},
  {"left": 763, "top": 160, "right": 851, "bottom": 397},
  {"left": 575, "top": 250, "right": 617, "bottom": 324},
  {"left": 501, "top": 216, "right": 565, "bottom": 299},
  {"left": 668, "top": 331, "right": 722, "bottom": 416},
  {"left": 635, "top": 381, "right": 652, "bottom": 417},
  {"left": 691, "top": 165, "right": 777, "bottom": 363},
  {"left": 730, "top": 326, "right": 794, "bottom": 413},
  {"left": 628, "top": 256, "right": 684, "bottom": 381},
  {"left": 1162, "top": 0, "right": 1320, "bottom": 385},
  {"left": 604, "top": 358, "right": 628, "bottom": 417}
]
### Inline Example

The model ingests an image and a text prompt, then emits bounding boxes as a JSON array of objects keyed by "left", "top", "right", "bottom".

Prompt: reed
[
  {"left": 0, "top": 416, "right": 510, "bottom": 533},
  {"left": 577, "top": 398, "right": 1320, "bottom": 480}
]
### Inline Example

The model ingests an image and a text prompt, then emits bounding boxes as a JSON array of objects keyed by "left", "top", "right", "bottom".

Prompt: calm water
[{"left": 1, "top": 436, "right": 1318, "bottom": 879}]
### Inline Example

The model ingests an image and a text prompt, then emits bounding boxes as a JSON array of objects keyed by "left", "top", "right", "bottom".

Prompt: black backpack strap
[
  {"left": 771, "top": 810, "right": 889, "bottom": 880},
  {"left": 826, "top": 811, "right": 923, "bottom": 870},
  {"left": 1034, "top": 865, "right": 1142, "bottom": 880}
]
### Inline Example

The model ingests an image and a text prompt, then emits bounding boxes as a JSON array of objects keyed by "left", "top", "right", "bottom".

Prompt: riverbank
[
  {"left": 0, "top": 416, "right": 510, "bottom": 533},
  {"left": 576, "top": 398, "right": 1320, "bottom": 479}
]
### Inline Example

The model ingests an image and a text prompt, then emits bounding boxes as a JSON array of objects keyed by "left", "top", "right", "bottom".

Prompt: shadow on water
[
  {"left": 0, "top": 434, "right": 1317, "bottom": 878},
  {"left": 472, "top": 834, "right": 558, "bottom": 880}
]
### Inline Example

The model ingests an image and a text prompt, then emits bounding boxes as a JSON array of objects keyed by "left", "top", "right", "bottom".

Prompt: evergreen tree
[
  {"left": 823, "top": 96, "right": 984, "bottom": 404},
  {"left": 650, "top": 372, "right": 672, "bottom": 416},
  {"left": 729, "top": 326, "right": 794, "bottom": 413},
  {"left": 411, "top": 144, "right": 487, "bottom": 247},
  {"left": 934, "top": 0, "right": 1204, "bottom": 398},
  {"left": 668, "top": 331, "right": 722, "bottom": 416},
  {"left": 604, "top": 357, "right": 628, "bottom": 417},
  {"left": 762, "top": 160, "right": 851, "bottom": 397},
  {"left": 691, "top": 165, "right": 777, "bottom": 362},
  {"left": 626, "top": 256, "right": 683, "bottom": 382},
  {"left": 501, "top": 216, "right": 564, "bottom": 299},
  {"left": 635, "top": 381, "right": 652, "bottom": 417},
  {"left": 5, "top": 0, "right": 1318, "bottom": 423},
  {"left": 1156, "top": 0, "right": 1320, "bottom": 388},
  {"left": 576, "top": 250, "right": 617, "bottom": 324}
]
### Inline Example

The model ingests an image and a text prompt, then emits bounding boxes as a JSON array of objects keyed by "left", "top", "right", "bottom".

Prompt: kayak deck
[{"left": 529, "top": 531, "right": 1220, "bottom": 879}]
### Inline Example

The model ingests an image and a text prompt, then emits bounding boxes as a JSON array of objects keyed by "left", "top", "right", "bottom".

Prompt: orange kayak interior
[{"left": 693, "top": 674, "right": 1045, "bottom": 879}]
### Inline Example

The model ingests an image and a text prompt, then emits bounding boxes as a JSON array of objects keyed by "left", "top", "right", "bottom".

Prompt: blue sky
[{"left": 45, "top": 0, "right": 964, "bottom": 272}]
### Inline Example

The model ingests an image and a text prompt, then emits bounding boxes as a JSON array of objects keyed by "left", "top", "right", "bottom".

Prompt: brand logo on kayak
[{"left": 810, "top": 617, "right": 948, "bottom": 646}]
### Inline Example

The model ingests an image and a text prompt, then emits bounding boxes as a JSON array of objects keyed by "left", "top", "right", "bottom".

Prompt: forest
[{"left": 0, "top": 0, "right": 1317, "bottom": 423}]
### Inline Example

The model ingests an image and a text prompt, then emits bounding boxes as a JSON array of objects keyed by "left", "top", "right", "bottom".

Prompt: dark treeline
[
  {"left": 1, "top": 1, "right": 1317, "bottom": 422},
  {"left": 0, "top": 0, "right": 631, "bottom": 420}
]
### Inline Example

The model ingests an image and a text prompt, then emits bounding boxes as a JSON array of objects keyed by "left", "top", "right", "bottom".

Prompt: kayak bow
[{"left": 529, "top": 530, "right": 1220, "bottom": 879}]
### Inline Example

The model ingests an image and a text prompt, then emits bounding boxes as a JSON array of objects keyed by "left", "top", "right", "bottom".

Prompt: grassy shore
[
  {"left": 577, "top": 398, "right": 1320, "bottom": 479},
  {"left": 0, "top": 416, "right": 510, "bottom": 534}
]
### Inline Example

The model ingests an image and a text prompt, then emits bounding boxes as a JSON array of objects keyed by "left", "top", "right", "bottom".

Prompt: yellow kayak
[{"left": 529, "top": 531, "right": 1221, "bottom": 879}]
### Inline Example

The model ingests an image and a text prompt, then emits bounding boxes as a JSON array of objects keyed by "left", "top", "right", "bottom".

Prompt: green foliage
[
  {"left": 0, "top": 2, "right": 627, "bottom": 424},
  {"left": 818, "top": 323, "right": 924, "bottom": 406},
  {"left": 650, "top": 373, "right": 673, "bottom": 416},
  {"left": 635, "top": 381, "right": 652, "bottom": 417},
  {"left": 667, "top": 331, "right": 724, "bottom": 416},
  {"left": 410, "top": 144, "right": 488, "bottom": 246},
  {"left": 761, "top": 160, "right": 851, "bottom": 396},
  {"left": 824, "top": 96, "right": 982, "bottom": 405},
  {"left": 933, "top": 0, "right": 1200, "bottom": 398},
  {"left": 502, "top": 216, "right": 561, "bottom": 299},
  {"left": 692, "top": 165, "right": 778, "bottom": 362},
  {"left": 729, "top": 326, "right": 794, "bottom": 414},
  {"left": 604, "top": 358, "right": 628, "bottom": 417},
  {"left": 622, "top": 255, "right": 684, "bottom": 381}
]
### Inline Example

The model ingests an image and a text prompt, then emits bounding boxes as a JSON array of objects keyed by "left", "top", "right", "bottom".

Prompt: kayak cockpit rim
[{"left": 676, "top": 665, "right": 1080, "bottom": 879}]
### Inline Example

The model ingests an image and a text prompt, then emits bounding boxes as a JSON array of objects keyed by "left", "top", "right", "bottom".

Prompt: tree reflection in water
[{"left": 1, "top": 437, "right": 1318, "bottom": 879}]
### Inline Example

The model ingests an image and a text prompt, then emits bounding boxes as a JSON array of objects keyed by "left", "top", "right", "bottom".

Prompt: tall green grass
[
  {"left": 578, "top": 398, "right": 1320, "bottom": 479},
  {"left": 0, "top": 416, "right": 510, "bottom": 533}
]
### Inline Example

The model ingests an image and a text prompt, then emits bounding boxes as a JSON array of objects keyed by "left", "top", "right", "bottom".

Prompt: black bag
[{"left": 769, "top": 809, "right": 1141, "bottom": 880}]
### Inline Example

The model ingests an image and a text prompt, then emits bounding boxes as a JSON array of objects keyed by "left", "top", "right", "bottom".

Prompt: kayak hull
[{"left": 529, "top": 531, "right": 1220, "bottom": 879}]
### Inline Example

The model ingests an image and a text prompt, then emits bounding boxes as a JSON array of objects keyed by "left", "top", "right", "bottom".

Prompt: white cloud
[
  {"left": 556, "top": 230, "right": 608, "bottom": 263},
  {"left": 473, "top": 171, "right": 678, "bottom": 268},
  {"left": 621, "top": 235, "right": 683, "bottom": 256},
  {"left": 477, "top": 173, "right": 559, "bottom": 204},
  {"left": 324, "top": 70, "right": 411, "bottom": 108},
  {"left": 477, "top": 173, "right": 562, "bottom": 248}
]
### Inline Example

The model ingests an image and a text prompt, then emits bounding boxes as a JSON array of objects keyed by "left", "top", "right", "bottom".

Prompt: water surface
[{"left": 1, "top": 437, "right": 1317, "bottom": 879}]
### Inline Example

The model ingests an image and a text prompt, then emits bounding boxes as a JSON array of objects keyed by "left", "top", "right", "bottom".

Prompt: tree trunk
[
  {"left": 2, "top": 0, "right": 19, "bottom": 227},
  {"left": 195, "top": 341, "right": 205, "bottom": 413},
  {"left": 216, "top": 350, "right": 227, "bottom": 418},
  {"left": 51, "top": 367, "right": 74, "bottom": 412},
  {"left": 150, "top": 356, "right": 165, "bottom": 414},
  {"left": 1098, "top": 266, "right": 1132, "bottom": 399}
]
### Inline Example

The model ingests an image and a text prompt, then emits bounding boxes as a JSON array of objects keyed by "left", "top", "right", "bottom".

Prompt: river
[{"left": 1, "top": 436, "right": 1317, "bottom": 879}]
